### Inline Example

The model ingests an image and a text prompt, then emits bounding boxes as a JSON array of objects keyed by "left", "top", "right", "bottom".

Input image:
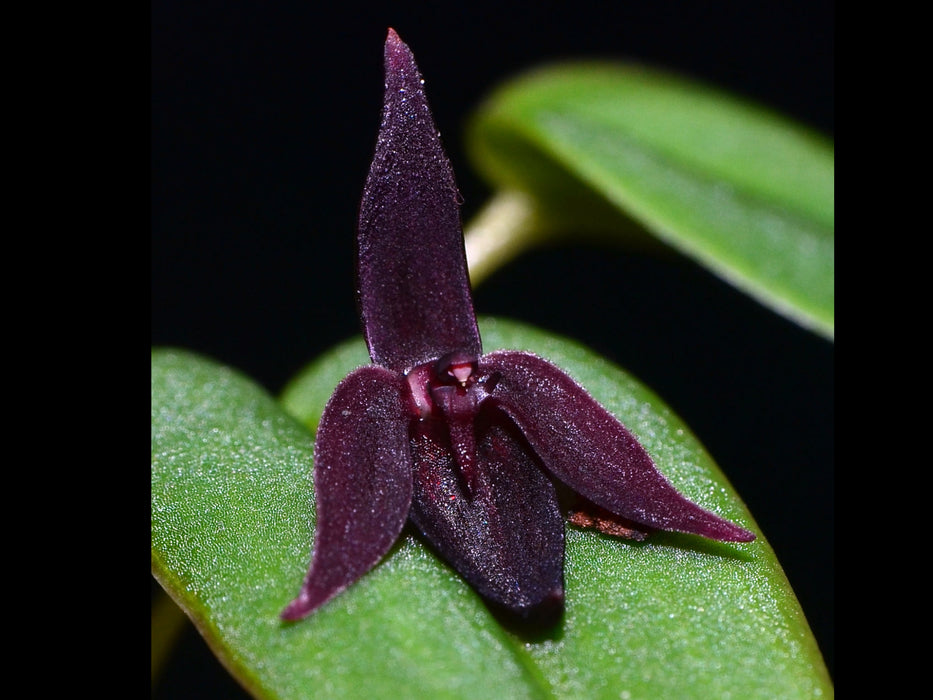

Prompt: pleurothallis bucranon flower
[{"left": 281, "top": 28, "right": 754, "bottom": 622}]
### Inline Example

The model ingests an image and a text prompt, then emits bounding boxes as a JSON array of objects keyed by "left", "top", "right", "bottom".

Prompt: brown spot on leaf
[{"left": 567, "top": 501, "right": 650, "bottom": 541}]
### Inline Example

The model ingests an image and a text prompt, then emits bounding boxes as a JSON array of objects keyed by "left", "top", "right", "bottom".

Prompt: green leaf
[
  {"left": 152, "top": 318, "right": 832, "bottom": 699},
  {"left": 465, "top": 64, "right": 834, "bottom": 340}
]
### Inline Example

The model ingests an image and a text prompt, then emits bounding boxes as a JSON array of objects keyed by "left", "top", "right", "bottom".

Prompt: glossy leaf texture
[
  {"left": 152, "top": 317, "right": 831, "bottom": 699},
  {"left": 466, "top": 65, "right": 834, "bottom": 340}
]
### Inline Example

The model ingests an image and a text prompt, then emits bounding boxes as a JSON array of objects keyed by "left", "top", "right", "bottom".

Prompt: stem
[{"left": 463, "top": 190, "right": 545, "bottom": 287}]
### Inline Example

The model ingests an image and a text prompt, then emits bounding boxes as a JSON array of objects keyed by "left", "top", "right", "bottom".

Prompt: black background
[{"left": 152, "top": 1, "right": 833, "bottom": 695}]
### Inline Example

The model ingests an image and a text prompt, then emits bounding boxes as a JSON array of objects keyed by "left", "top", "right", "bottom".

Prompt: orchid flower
[{"left": 281, "top": 29, "right": 754, "bottom": 622}]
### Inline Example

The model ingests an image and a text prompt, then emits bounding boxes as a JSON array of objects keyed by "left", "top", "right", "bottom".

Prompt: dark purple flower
[{"left": 282, "top": 29, "right": 754, "bottom": 621}]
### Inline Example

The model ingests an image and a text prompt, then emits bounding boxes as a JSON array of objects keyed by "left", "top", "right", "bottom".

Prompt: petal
[
  {"left": 481, "top": 351, "right": 755, "bottom": 542},
  {"left": 408, "top": 409, "right": 565, "bottom": 617},
  {"left": 357, "top": 29, "right": 481, "bottom": 374},
  {"left": 281, "top": 366, "right": 413, "bottom": 620}
]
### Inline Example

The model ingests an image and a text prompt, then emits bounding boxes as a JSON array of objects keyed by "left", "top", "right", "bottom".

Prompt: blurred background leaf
[{"left": 466, "top": 63, "right": 833, "bottom": 338}]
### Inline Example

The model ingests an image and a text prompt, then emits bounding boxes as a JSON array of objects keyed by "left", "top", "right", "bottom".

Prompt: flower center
[
  {"left": 447, "top": 360, "right": 473, "bottom": 385},
  {"left": 436, "top": 351, "right": 477, "bottom": 387},
  {"left": 404, "top": 352, "right": 482, "bottom": 419}
]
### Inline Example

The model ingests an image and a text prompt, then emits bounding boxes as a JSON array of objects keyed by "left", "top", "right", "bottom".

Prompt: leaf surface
[{"left": 152, "top": 318, "right": 831, "bottom": 699}]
